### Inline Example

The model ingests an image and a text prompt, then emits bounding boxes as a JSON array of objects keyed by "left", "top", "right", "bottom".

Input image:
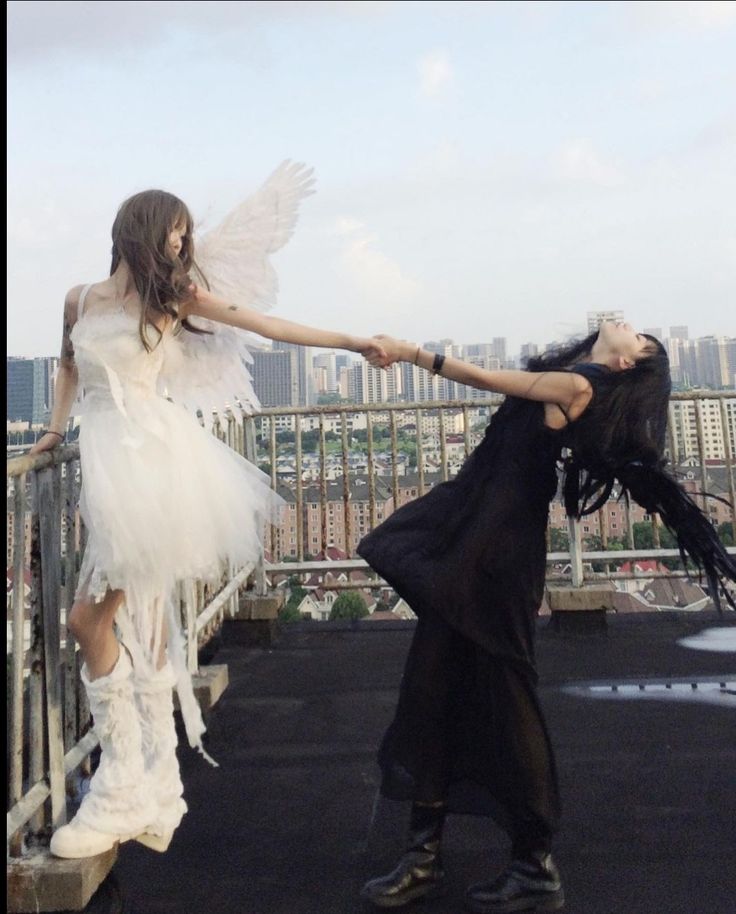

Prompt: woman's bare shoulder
[{"left": 64, "top": 285, "right": 87, "bottom": 308}]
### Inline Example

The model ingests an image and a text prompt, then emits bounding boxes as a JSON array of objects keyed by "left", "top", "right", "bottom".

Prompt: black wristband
[
  {"left": 431, "top": 353, "right": 445, "bottom": 375},
  {"left": 42, "top": 430, "right": 65, "bottom": 441}
]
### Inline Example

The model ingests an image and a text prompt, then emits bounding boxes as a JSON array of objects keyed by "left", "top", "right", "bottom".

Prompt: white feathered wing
[{"left": 158, "top": 160, "right": 316, "bottom": 416}]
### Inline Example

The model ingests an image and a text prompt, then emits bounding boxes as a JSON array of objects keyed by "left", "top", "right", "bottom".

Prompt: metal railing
[
  {"left": 247, "top": 391, "right": 736, "bottom": 587},
  {"left": 5, "top": 411, "right": 250, "bottom": 858},
  {"left": 5, "top": 390, "right": 735, "bottom": 857}
]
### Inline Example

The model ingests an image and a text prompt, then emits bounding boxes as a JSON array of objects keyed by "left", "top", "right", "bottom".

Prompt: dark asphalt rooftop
[{"left": 87, "top": 611, "right": 735, "bottom": 914}]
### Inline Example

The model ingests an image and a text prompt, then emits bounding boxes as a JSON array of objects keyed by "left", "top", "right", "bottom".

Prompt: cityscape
[
  {"left": 7, "top": 310, "right": 736, "bottom": 441},
  {"left": 7, "top": 311, "right": 736, "bottom": 610}
]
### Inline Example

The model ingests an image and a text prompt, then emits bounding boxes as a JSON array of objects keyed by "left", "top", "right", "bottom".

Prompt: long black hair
[{"left": 528, "top": 332, "right": 736, "bottom": 611}]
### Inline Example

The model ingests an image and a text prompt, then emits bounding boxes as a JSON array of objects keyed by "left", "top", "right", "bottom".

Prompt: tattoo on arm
[
  {"left": 61, "top": 314, "right": 75, "bottom": 364},
  {"left": 228, "top": 305, "right": 239, "bottom": 312}
]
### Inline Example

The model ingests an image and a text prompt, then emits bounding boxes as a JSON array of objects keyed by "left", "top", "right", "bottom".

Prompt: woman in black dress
[{"left": 357, "top": 321, "right": 736, "bottom": 913}]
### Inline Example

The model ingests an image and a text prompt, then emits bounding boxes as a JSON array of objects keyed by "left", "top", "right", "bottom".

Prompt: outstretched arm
[
  {"left": 183, "top": 284, "right": 388, "bottom": 363},
  {"left": 371, "top": 336, "right": 593, "bottom": 418},
  {"left": 29, "top": 289, "right": 81, "bottom": 455}
]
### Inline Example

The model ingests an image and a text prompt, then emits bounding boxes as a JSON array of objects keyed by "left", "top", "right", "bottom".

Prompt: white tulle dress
[
  {"left": 70, "top": 160, "right": 314, "bottom": 759},
  {"left": 71, "top": 288, "right": 283, "bottom": 758}
]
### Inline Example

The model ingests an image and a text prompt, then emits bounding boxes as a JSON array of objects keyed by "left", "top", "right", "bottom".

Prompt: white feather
[
  {"left": 193, "top": 159, "right": 316, "bottom": 312},
  {"left": 158, "top": 160, "right": 316, "bottom": 415}
]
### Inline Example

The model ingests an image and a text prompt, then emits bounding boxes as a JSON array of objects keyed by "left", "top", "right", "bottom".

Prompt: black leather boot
[
  {"left": 464, "top": 850, "right": 564, "bottom": 913},
  {"left": 361, "top": 803, "right": 447, "bottom": 908}
]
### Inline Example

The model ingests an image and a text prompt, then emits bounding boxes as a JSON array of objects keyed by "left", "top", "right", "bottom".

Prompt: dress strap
[{"left": 78, "top": 284, "right": 92, "bottom": 321}]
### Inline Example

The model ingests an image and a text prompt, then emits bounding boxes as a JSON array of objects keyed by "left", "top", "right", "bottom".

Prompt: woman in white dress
[{"left": 30, "top": 163, "right": 387, "bottom": 859}]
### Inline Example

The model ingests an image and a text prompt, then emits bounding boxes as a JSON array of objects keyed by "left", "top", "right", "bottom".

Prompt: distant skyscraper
[
  {"left": 7, "top": 356, "right": 58, "bottom": 424},
  {"left": 423, "top": 340, "right": 461, "bottom": 399},
  {"left": 669, "top": 326, "right": 689, "bottom": 340},
  {"left": 274, "top": 342, "right": 311, "bottom": 405},
  {"left": 462, "top": 356, "right": 501, "bottom": 400},
  {"left": 697, "top": 337, "right": 731, "bottom": 389},
  {"left": 7, "top": 358, "right": 34, "bottom": 422},
  {"left": 465, "top": 344, "right": 494, "bottom": 358},
  {"left": 251, "top": 349, "right": 299, "bottom": 407},
  {"left": 313, "top": 352, "right": 337, "bottom": 393},
  {"left": 337, "top": 366, "right": 352, "bottom": 400},
  {"left": 519, "top": 343, "right": 540, "bottom": 366},
  {"left": 586, "top": 310, "right": 624, "bottom": 334},
  {"left": 490, "top": 337, "right": 507, "bottom": 365},
  {"left": 352, "top": 362, "right": 401, "bottom": 404}
]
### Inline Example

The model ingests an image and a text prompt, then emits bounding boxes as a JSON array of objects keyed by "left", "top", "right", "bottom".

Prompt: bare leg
[{"left": 67, "top": 589, "right": 125, "bottom": 680}]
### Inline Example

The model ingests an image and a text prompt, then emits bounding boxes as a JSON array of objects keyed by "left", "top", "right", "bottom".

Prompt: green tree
[
  {"left": 278, "top": 602, "right": 304, "bottom": 623},
  {"left": 717, "top": 522, "right": 734, "bottom": 546},
  {"left": 633, "top": 521, "right": 677, "bottom": 550},
  {"left": 548, "top": 528, "right": 569, "bottom": 552},
  {"left": 632, "top": 521, "right": 681, "bottom": 570},
  {"left": 328, "top": 592, "right": 369, "bottom": 621},
  {"left": 301, "top": 430, "right": 320, "bottom": 450},
  {"left": 285, "top": 576, "right": 307, "bottom": 613}
]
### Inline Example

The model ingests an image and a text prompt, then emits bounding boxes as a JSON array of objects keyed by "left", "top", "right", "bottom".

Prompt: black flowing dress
[{"left": 357, "top": 364, "right": 604, "bottom": 853}]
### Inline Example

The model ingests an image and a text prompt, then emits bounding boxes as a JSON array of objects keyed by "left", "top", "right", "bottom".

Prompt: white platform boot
[
  {"left": 132, "top": 660, "right": 188, "bottom": 852},
  {"left": 50, "top": 650, "right": 156, "bottom": 858}
]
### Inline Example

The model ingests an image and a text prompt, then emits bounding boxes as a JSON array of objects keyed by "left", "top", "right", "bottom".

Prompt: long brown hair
[{"left": 110, "top": 189, "right": 209, "bottom": 351}]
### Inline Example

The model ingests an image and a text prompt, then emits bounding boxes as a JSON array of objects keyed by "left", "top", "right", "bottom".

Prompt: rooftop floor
[{"left": 98, "top": 612, "right": 735, "bottom": 913}]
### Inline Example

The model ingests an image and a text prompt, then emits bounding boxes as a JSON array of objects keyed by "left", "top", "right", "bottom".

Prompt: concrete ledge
[
  {"left": 7, "top": 847, "right": 117, "bottom": 913},
  {"left": 546, "top": 585, "right": 616, "bottom": 612},
  {"left": 546, "top": 586, "right": 614, "bottom": 633},
  {"left": 236, "top": 591, "right": 285, "bottom": 620},
  {"left": 174, "top": 664, "right": 229, "bottom": 715},
  {"left": 221, "top": 591, "right": 285, "bottom": 647}
]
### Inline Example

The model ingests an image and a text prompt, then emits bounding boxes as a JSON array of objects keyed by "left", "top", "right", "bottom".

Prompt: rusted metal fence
[{"left": 249, "top": 392, "right": 736, "bottom": 587}]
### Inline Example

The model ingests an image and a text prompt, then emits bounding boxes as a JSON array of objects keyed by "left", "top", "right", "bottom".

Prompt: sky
[{"left": 7, "top": 0, "right": 736, "bottom": 358}]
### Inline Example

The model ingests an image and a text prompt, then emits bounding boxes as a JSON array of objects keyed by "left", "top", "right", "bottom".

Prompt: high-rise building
[
  {"left": 669, "top": 326, "right": 689, "bottom": 340},
  {"left": 586, "top": 310, "right": 624, "bottom": 334},
  {"left": 7, "top": 356, "right": 59, "bottom": 424},
  {"left": 352, "top": 362, "right": 402, "bottom": 404},
  {"left": 669, "top": 398, "right": 736, "bottom": 461},
  {"left": 313, "top": 352, "right": 337, "bottom": 393},
  {"left": 490, "top": 337, "right": 507, "bottom": 366},
  {"left": 337, "top": 366, "right": 352, "bottom": 400},
  {"left": 519, "top": 343, "right": 540, "bottom": 366},
  {"left": 423, "top": 340, "right": 463, "bottom": 399},
  {"left": 251, "top": 349, "right": 299, "bottom": 407},
  {"left": 462, "top": 356, "right": 501, "bottom": 400},
  {"left": 274, "top": 342, "right": 311, "bottom": 405},
  {"left": 7, "top": 358, "right": 35, "bottom": 422},
  {"left": 697, "top": 337, "right": 731, "bottom": 389}
]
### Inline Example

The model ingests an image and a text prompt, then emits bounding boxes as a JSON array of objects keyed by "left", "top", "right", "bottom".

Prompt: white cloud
[
  {"left": 335, "top": 217, "right": 422, "bottom": 307},
  {"left": 333, "top": 216, "right": 366, "bottom": 236},
  {"left": 417, "top": 50, "right": 454, "bottom": 100},
  {"left": 8, "top": 199, "right": 73, "bottom": 248},
  {"left": 554, "top": 139, "right": 627, "bottom": 188},
  {"left": 625, "top": 0, "right": 736, "bottom": 31}
]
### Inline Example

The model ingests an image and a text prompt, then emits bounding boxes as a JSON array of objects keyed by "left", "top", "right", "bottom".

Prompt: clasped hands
[{"left": 358, "top": 334, "right": 411, "bottom": 369}]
